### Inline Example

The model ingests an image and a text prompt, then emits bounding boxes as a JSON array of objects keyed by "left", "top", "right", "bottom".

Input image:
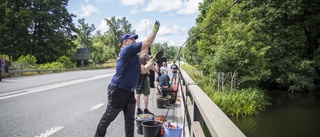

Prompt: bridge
[{"left": 0, "top": 65, "right": 245, "bottom": 137}]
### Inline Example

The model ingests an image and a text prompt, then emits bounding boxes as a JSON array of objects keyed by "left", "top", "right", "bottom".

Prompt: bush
[
  {"left": 56, "top": 56, "right": 75, "bottom": 68},
  {"left": 39, "top": 62, "right": 64, "bottom": 70},
  {"left": 210, "top": 88, "right": 271, "bottom": 117},
  {"left": 16, "top": 54, "right": 37, "bottom": 69},
  {"left": 182, "top": 63, "right": 271, "bottom": 117}
]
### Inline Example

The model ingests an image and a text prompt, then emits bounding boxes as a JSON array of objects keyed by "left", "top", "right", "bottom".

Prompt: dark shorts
[
  {"left": 107, "top": 85, "right": 136, "bottom": 109},
  {"left": 135, "top": 78, "right": 150, "bottom": 95},
  {"left": 172, "top": 72, "right": 177, "bottom": 78},
  {"left": 4, "top": 67, "right": 9, "bottom": 73}
]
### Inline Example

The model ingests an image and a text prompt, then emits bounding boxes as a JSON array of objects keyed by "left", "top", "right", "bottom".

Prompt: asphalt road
[{"left": 0, "top": 69, "right": 137, "bottom": 137}]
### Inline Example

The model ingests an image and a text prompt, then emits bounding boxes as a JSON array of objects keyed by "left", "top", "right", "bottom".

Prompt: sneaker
[
  {"left": 137, "top": 108, "right": 143, "bottom": 115},
  {"left": 144, "top": 109, "right": 154, "bottom": 115}
]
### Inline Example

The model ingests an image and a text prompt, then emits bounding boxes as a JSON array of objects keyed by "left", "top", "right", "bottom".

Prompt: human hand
[
  {"left": 153, "top": 21, "right": 160, "bottom": 32},
  {"left": 152, "top": 49, "right": 164, "bottom": 61}
]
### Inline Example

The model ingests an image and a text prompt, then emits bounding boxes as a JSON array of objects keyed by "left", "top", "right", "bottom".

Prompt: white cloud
[
  {"left": 96, "top": 0, "right": 110, "bottom": 2},
  {"left": 98, "top": 19, "right": 109, "bottom": 33},
  {"left": 79, "top": 5, "right": 99, "bottom": 17},
  {"left": 145, "top": 0, "right": 182, "bottom": 12},
  {"left": 158, "top": 24, "right": 187, "bottom": 36},
  {"left": 133, "top": 19, "right": 188, "bottom": 46},
  {"left": 85, "top": 0, "right": 110, "bottom": 2},
  {"left": 98, "top": 16, "right": 126, "bottom": 33},
  {"left": 177, "top": 0, "right": 202, "bottom": 15},
  {"left": 136, "top": 19, "right": 152, "bottom": 34},
  {"left": 120, "top": 0, "right": 144, "bottom": 6}
]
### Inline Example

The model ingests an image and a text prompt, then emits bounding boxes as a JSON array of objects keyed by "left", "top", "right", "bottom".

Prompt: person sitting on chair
[
  {"left": 157, "top": 67, "right": 178, "bottom": 104},
  {"left": 156, "top": 67, "right": 171, "bottom": 89}
]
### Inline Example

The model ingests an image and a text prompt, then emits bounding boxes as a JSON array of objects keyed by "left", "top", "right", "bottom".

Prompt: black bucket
[
  {"left": 136, "top": 119, "right": 144, "bottom": 134},
  {"left": 136, "top": 114, "right": 153, "bottom": 135},
  {"left": 141, "top": 121, "right": 162, "bottom": 137},
  {"left": 157, "top": 98, "right": 167, "bottom": 108}
]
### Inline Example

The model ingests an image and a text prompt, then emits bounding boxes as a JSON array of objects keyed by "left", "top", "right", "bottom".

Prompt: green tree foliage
[
  {"left": 244, "top": 0, "right": 320, "bottom": 91},
  {"left": 183, "top": 26, "right": 204, "bottom": 68},
  {"left": 91, "top": 31, "right": 115, "bottom": 65},
  {"left": 103, "top": 16, "right": 135, "bottom": 57},
  {"left": 150, "top": 43, "right": 165, "bottom": 55},
  {"left": 76, "top": 18, "right": 95, "bottom": 48},
  {"left": 184, "top": 0, "right": 320, "bottom": 91},
  {"left": 149, "top": 43, "right": 178, "bottom": 61},
  {"left": 192, "top": 0, "right": 270, "bottom": 87},
  {"left": 39, "top": 62, "right": 64, "bottom": 70},
  {"left": 166, "top": 46, "right": 179, "bottom": 61},
  {"left": 16, "top": 54, "right": 37, "bottom": 69},
  {"left": 0, "top": 0, "right": 76, "bottom": 64}
]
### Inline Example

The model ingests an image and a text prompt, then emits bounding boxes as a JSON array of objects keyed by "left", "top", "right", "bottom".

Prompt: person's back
[
  {"left": 158, "top": 73, "right": 170, "bottom": 88},
  {"left": 4, "top": 59, "right": 11, "bottom": 68}
]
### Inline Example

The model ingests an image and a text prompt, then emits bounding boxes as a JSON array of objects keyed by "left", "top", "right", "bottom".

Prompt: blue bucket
[{"left": 164, "top": 123, "right": 182, "bottom": 137}]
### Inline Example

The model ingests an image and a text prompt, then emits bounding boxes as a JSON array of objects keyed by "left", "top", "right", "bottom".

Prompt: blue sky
[{"left": 66, "top": 0, "right": 203, "bottom": 47}]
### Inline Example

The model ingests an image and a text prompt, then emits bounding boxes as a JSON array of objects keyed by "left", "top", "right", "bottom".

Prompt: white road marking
[
  {"left": 90, "top": 102, "right": 105, "bottom": 111},
  {"left": 0, "top": 73, "right": 114, "bottom": 100},
  {"left": 35, "top": 126, "right": 64, "bottom": 137}
]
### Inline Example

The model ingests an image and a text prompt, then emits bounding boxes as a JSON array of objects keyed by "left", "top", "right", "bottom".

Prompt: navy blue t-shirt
[
  {"left": 110, "top": 42, "right": 142, "bottom": 90},
  {"left": 158, "top": 74, "right": 170, "bottom": 87}
]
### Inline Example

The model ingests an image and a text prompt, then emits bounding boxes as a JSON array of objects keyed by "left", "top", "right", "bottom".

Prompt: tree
[
  {"left": 0, "top": 0, "right": 76, "bottom": 64},
  {"left": 103, "top": 16, "right": 135, "bottom": 58},
  {"left": 244, "top": 0, "right": 320, "bottom": 91},
  {"left": 76, "top": 18, "right": 95, "bottom": 48},
  {"left": 91, "top": 31, "right": 114, "bottom": 65}
]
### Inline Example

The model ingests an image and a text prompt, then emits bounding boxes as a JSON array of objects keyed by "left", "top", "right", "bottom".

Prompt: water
[{"left": 230, "top": 90, "right": 320, "bottom": 137}]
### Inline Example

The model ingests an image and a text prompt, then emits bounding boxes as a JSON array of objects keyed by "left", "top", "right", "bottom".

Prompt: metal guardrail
[
  {"left": 178, "top": 68, "right": 245, "bottom": 137},
  {"left": 8, "top": 66, "right": 111, "bottom": 76}
]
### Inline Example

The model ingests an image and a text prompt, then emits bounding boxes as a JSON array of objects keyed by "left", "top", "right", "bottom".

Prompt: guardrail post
[
  {"left": 194, "top": 103, "right": 204, "bottom": 129},
  {"left": 19, "top": 64, "right": 23, "bottom": 76}
]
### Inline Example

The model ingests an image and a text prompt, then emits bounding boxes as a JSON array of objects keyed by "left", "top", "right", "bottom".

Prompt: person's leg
[
  {"left": 173, "top": 73, "right": 177, "bottom": 84},
  {"left": 142, "top": 78, "right": 153, "bottom": 115},
  {"left": 149, "top": 70, "right": 155, "bottom": 88},
  {"left": 95, "top": 105, "right": 122, "bottom": 137},
  {"left": 135, "top": 93, "right": 143, "bottom": 114},
  {"left": 95, "top": 85, "right": 128, "bottom": 137},
  {"left": 4, "top": 68, "right": 8, "bottom": 78},
  {"left": 123, "top": 92, "right": 136, "bottom": 137}
]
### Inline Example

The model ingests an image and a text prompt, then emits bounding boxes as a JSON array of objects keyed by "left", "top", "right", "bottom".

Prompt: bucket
[
  {"left": 136, "top": 114, "right": 153, "bottom": 135},
  {"left": 141, "top": 121, "right": 162, "bottom": 137},
  {"left": 159, "top": 96, "right": 170, "bottom": 106},
  {"left": 164, "top": 123, "right": 182, "bottom": 137},
  {"left": 157, "top": 98, "right": 167, "bottom": 108}
]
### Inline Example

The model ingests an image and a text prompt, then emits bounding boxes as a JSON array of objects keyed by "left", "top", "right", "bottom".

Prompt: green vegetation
[
  {"left": 183, "top": 0, "right": 320, "bottom": 92},
  {"left": 182, "top": 64, "right": 270, "bottom": 117}
]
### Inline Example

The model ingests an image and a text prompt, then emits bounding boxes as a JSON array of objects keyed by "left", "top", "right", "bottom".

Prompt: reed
[{"left": 182, "top": 64, "right": 271, "bottom": 117}]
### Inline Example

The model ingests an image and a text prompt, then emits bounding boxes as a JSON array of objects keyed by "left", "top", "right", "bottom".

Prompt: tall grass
[{"left": 182, "top": 64, "right": 271, "bottom": 117}]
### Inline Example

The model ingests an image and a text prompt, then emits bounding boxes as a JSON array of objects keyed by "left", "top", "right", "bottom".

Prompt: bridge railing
[{"left": 178, "top": 68, "right": 245, "bottom": 137}]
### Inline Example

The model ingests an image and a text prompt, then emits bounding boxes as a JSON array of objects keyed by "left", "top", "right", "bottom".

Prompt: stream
[{"left": 230, "top": 90, "right": 320, "bottom": 137}]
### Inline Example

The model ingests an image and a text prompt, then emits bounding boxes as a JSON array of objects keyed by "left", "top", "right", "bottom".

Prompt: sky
[{"left": 66, "top": 0, "right": 203, "bottom": 47}]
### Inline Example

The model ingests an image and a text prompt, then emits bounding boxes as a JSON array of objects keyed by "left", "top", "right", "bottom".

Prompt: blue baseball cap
[{"left": 120, "top": 34, "right": 138, "bottom": 45}]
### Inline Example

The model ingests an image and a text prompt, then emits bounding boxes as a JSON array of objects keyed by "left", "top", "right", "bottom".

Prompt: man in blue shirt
[
  {"left": 170, "top": 60, "right": 179, "bottom": 85},
  {"left": 95, "top": 21, "right": 162, "bottom": 137}
]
